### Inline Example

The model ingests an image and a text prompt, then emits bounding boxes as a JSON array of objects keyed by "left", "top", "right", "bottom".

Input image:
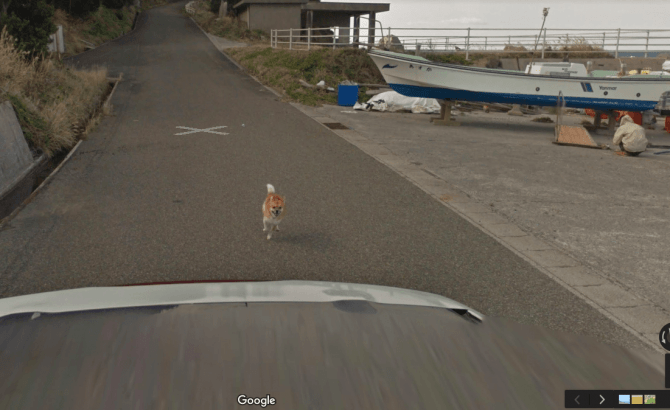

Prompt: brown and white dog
[{"left": 262, "top": 184, "right": 286, "bottom": 240}]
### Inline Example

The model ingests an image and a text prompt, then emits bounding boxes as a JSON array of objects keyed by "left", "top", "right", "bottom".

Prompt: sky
[
  {"left": 329, "top": 0, "right": 670, "bottom": 52},
  {"left": 332, "top": 0, "right": 669, "bottom": 30}
]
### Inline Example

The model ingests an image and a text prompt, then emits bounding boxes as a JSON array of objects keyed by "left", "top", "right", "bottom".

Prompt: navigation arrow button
[
  {"left": 565, "top": 390, "right": 589, "bottom": 408},
  {"left": 590, "top": 391, "right": 613, "bottom": 407}
]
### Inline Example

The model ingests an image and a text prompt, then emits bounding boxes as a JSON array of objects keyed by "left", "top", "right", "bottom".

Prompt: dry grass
[
  {"left": 53, "top": 6, "right": 138, "bottom": 57},
  {"left": 226, "top": 45, "right": 385, "bottom": 106},
  {"left": 0, "top": 27, "right": 109, "bottom": 157},
  {"left": 187, "top": 1, "right": 267, "bottom": 43},
  {"left": 458, "top": 36, "right": 613, "bottom": 63},
  {"left": 543, "top": 37, "right": 611, "bottom": 58}
]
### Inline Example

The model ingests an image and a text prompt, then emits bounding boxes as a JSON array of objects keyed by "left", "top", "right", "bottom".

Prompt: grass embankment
[
  {"left": 227, "top": 46, "right": 385, "bottom": 106},
  {"left": 53, "top": 6, "right": 138, "bottom": 57},
  {"left": 184, "top": 0, "right": 387, "bottom": 106},
  {"left": 0, "top": 28, "right": 109, "bottom": 157},
  {"left": 185, "top": 0, "right": 265, "bottom": 42}
]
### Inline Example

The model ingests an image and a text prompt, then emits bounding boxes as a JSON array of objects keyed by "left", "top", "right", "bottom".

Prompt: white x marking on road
[{"left": 175, "top": 126, "right": 229, "bottom": 135}]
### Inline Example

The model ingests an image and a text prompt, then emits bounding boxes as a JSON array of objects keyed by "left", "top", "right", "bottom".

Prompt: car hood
[{"left": 0, "top": 280, "right": 484, "bottom": 321}]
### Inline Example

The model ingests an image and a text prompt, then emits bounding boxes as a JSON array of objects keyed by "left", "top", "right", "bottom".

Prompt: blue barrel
[{"left": 338, "top": 85, "right": 359, "bottom": 106}]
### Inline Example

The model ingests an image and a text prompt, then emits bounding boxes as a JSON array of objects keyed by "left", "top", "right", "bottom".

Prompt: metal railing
[{"left": 271, "top": 27, "right": 670, "bottom": 59}]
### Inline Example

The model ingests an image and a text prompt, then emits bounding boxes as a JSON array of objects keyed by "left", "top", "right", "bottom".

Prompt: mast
[{"left": 528, "top": 7, "right": 549, "bottom": 73}]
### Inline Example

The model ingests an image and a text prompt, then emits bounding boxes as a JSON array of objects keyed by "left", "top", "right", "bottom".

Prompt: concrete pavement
[
  {"left": 308, "top": 103, "right": 670, "bottom": 353},
  {"left": 0, "top": 0, "right": 664, "bottom": 364}
]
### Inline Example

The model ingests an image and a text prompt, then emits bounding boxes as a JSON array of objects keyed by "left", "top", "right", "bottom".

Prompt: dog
[{"left": 262, "top": 184, "right": 286, "bottom": 240}]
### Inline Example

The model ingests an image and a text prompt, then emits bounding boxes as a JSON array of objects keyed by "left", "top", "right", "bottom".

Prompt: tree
[
  {"left": 2, "top": 0, "right": 57, "bottom": 58},
  {"left": 210, "top": 0, "right": 221, "bottom": 14},
  {"left": 0, "top": 0, "right": 13, "bottom": 24}
]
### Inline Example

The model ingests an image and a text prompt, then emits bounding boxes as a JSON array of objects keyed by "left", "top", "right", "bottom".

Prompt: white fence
[{"left": 271, "top": 26, "right": 670, "bottom": 59}]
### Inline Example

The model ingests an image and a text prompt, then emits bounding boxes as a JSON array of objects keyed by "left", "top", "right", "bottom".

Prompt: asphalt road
[{"left": 0, "top": 0, "right": 661, "bottom": 359}]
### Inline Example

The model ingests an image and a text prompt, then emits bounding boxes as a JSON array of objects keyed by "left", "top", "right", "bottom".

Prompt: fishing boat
[{"left": 368, "top": 49, "right": 670, "bottom": 112}]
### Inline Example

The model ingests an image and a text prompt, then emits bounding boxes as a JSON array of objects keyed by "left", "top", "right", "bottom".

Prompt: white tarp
[{"left": 353, "top": 91, "right": 442, "bottom": 114}]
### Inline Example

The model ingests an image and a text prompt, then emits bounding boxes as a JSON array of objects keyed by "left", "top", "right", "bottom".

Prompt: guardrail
[{"left": 270, "top": 26, "right": 670, "bottom": 59}]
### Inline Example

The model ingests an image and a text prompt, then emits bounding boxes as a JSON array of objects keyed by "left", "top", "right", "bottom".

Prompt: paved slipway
[{"left": 0, "top": 0, "right": 664, "bottom": 372}]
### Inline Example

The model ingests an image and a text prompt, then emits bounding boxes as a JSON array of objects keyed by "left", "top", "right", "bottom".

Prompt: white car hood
[{"left": 0, "top": 280, "right": 484, "bottom": 321}]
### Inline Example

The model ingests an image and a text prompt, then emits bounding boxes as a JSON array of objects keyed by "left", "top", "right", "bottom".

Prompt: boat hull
[{"left": 369, "top": 50, "right": 670, "bottom": 112}]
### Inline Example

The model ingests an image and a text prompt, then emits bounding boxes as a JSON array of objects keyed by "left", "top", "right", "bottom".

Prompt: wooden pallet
[{"left": 554, "top": 125, "right": 603, "bottom": 149}]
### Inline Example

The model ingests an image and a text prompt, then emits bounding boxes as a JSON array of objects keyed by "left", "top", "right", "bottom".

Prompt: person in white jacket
[{"left": 612, "top": 115, "right": 648, "bottom": 156}]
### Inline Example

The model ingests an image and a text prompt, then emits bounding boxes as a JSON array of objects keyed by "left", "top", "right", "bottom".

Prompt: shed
[{"left": 233, "top": 0, "right": 390, "bottom": 46}]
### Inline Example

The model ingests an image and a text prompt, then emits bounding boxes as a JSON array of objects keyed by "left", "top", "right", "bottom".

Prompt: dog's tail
[{"left": 267, "top": 184, "right": 275, "bottom": 193}]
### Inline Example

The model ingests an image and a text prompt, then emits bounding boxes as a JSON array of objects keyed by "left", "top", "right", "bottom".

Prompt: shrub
[
  {"left": 2, "top": 0, "right": 57, "bottom": 58},
  {"left": 210, "top": 0, "right": 221, "bottom": 14}
]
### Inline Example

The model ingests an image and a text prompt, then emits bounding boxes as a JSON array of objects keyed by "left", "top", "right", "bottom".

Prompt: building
[{"left": 232, "top": 0, "right": 390, "bottom": 46}]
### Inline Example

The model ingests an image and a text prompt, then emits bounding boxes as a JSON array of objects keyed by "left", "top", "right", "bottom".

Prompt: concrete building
[{"left": 233, "top": 0, "right": 390, "bottom": 46}]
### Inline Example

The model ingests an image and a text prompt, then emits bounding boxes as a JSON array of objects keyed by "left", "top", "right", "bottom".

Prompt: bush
[
  {"left": 2, "top": 0, "right": 57, "bottom": 58},
  {"left": 109, "top": 0, "right": 130, "bottom": 9},
  {"left": 56, "top": 0, "right": 100, "bottom": 18},
  {"left": 210, "top": 0, "right": 221, "bottom": 14}
]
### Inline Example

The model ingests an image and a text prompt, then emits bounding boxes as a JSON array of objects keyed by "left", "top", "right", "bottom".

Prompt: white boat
[{"left": 368, "top": 49, "right": 670, "bottom": 112}]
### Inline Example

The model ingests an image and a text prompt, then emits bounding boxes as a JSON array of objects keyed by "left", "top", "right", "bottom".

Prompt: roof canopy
[{"left": 233, "top": 0, "right": 389, "bottom": 13}]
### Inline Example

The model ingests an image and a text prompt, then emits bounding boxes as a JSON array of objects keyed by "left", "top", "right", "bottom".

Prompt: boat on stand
[{"left": 368, "top": 48, "right": 670, "bottom": 117}]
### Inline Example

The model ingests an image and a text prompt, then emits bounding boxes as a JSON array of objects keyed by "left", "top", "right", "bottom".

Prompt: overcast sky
[
  {"left": 332, "top": 0, "right": 669, "bottom": 30},
  {"left": 329, "top": 0, "right": 668, "bottom": 52}
]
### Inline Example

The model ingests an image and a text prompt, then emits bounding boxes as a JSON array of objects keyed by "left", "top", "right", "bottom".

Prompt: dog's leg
[
  {"left": 263, "top": 219, "right": 269, "bottom": 232},
  {"left": 274, "top": 224, "right": 280, "bottom": 232}
]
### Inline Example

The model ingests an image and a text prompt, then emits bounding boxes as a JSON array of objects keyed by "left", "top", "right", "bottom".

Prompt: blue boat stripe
[
  {"left": 586, "top": 83, "right": 593, "bottom": 92},
  {"left": 388, "top": 83, "right": 656, "bottom": 111}
]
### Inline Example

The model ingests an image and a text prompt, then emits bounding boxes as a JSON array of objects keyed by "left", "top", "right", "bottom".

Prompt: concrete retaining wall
[{"left": 0, "top": 101, "right": 42, "bottom": 219}]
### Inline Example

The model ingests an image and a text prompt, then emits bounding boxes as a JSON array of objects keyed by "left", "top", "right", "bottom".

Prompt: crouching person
[{"left": 613, "top": 115, "right": 648, "bottom": 156}]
